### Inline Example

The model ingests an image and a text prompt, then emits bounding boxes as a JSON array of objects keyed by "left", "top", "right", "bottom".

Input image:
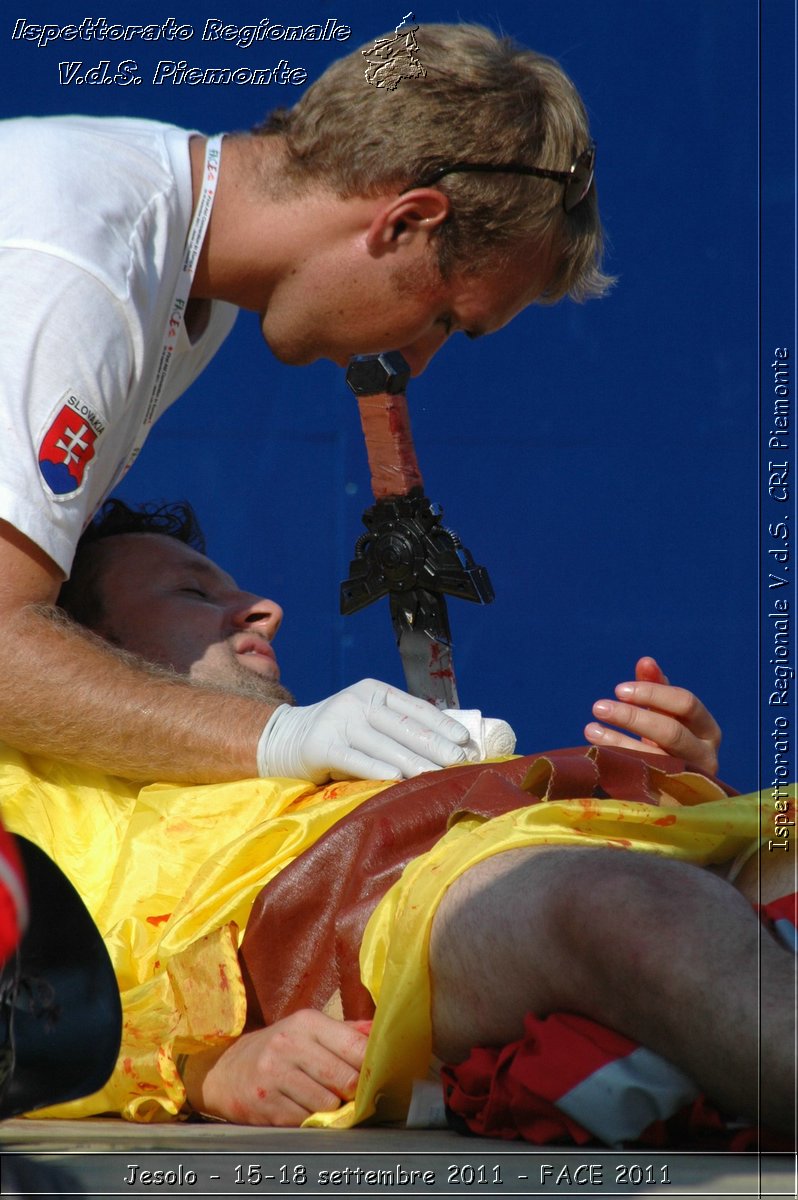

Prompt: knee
[
  {"left": 550, "top": 848, "right": 722, "bottom": 939},
  {"left": 548, "top": 849, "right": 758, "bottom": 1006}
]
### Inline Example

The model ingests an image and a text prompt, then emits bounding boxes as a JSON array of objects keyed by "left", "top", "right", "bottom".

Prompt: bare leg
[
  {"left": 734, "top": 842, "right": 796, "bottom": 906},
  {"left": 429, "top": 846, "right": 795, "bottom": 1132}
]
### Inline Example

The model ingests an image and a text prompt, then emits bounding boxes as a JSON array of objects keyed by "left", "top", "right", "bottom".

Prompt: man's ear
[{"left": 365, "top": 189, "right": 451, "bottom": 253}]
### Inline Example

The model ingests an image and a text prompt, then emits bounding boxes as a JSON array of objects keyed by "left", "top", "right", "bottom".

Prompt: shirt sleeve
[{"left": 0, "top": 246, "right": 137, "bottom": 575}]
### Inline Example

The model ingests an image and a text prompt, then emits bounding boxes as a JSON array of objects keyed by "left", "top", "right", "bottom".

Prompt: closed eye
[{"left": 180, "top": 587, "right": 209, "bottom": 599}]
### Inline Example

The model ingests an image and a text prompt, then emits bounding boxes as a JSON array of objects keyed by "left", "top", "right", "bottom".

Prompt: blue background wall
[{"left": 2, "top": 2, "right": 784, "bottom": 791}]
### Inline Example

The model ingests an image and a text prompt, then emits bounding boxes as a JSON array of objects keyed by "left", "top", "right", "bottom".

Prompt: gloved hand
[{"left": 256, "top": 679, "right": 471, "bottom": 783}]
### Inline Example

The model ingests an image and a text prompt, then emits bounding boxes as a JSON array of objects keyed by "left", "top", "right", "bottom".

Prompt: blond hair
[{"left": 256, "top": 23, "right": 610, "bottom": 300}]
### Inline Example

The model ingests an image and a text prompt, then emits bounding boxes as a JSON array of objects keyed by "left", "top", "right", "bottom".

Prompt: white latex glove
[
  {"left": 442, "top": 709, "right": 517, "bottom": 761},
  {"left": 257, "top": 679, "right": 471, "bottom": 783}
]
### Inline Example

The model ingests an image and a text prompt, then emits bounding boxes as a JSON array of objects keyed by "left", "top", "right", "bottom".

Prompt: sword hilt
[
  {"left": 346, "top": 352, "right": 423, "bottom": 499},
  {"left": 341, "top": 353, "right": 494, "bottom": 706}
]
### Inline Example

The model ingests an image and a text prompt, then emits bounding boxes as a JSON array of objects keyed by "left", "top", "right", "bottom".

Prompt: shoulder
[
  {"left": 0, "top": 116, "right": 199, "bottom": 299},
  {"left": 0, "top": 113, "right": 192, "bottom": 159},
  {"left": 1, "top": 115, "right": 194, "bottom": 204}
]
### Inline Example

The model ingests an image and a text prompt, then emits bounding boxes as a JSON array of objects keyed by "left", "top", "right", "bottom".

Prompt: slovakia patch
[{"left": 38, "top": 393, "right": 106, "bottom": 498}]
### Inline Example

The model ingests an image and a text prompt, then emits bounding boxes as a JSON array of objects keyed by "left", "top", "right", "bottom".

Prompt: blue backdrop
[{"left": 3, "top": 2, "right": 788, "bottom": 791}]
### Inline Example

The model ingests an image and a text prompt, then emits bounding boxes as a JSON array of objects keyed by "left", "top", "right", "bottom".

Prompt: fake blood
[{"left": 357, "top": 393, "right": 423, "bottom": 499}]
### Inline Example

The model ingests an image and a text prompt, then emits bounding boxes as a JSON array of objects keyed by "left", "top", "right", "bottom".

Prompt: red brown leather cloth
[
  {"left": 239, "top": 746, "right": 734, "bottom": 1029},
  {"left": 440, "top": 892, "right": 797, "bottom": 1151}
]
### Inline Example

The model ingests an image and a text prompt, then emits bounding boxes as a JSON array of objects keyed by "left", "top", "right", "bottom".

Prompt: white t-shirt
[{"left": 0, "top": 115, "right": 238, "bottom": 574}]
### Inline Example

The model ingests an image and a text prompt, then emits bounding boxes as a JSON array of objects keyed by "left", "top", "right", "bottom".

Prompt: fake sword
[{"left": 340, "top": 351, "right": 494, "bottom": 709}]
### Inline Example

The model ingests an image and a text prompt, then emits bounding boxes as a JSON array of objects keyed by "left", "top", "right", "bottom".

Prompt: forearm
[{"left": 0, "top": 604, "right": 268, "bottom": 782}]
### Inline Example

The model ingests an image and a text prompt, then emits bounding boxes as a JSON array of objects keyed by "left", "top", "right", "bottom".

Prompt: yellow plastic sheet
[
  {"left": 0, "top": 745, "right": 385, "bottom": 1120},
  {"left": 0, "top": 746, "right": 768, "bottom": 1126}
]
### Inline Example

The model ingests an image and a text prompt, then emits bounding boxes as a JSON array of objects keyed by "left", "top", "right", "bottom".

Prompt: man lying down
[{"left": 1, "top": 500, "right": 793, "bottom": 1146}]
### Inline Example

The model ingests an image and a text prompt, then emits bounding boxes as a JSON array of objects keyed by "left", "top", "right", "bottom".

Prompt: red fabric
[
  {"left": 757, "top": 891, "right": 797, "bottom": 932},
  {"left": 441, "top": 894, "right": 796, "bottom": 1150},
  {"left": 441, "top": 1013, "right": 638, "bottom": 1146},
  {"left": 0, "top": 821, "right": 26, "bottom": 964}
]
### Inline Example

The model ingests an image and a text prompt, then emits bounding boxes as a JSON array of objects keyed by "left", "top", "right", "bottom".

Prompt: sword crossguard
[{"left": 340, "top": 488, "right": 495, "bottom": 635}]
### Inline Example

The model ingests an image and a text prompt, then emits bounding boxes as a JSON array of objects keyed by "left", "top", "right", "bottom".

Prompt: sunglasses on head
[{"left": 409, "top": 143, "right": 596, "bottom": 213}]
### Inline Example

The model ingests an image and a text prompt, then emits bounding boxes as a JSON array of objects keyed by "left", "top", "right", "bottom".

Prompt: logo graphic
[
  {"left": 363, "top": 12, "right": 426, "bottom": 90},
  {"left": 38, "top": 394, "right": 105, "bottom": 497}
]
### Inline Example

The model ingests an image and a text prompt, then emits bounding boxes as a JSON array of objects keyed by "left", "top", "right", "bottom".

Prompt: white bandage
[{"left": 442, "top": 709, "right": 517, "bottom": 761}]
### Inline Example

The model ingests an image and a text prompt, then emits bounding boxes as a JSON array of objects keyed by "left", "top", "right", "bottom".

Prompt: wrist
[
  {"left": 179, "top": 1046, "right": 227, "bottom": 1118},
  {"left": 256, "top": 704, "right": 295, "bottom": 777}
]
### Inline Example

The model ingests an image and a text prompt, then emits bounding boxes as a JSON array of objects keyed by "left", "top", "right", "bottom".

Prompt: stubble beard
[{"left": 209, "top": 656, "right": 296, "bottom": 708}]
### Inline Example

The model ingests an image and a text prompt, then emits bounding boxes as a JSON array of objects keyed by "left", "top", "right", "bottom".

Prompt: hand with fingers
[
  {"left": 584, "top": 656, "right": 722, "bottom": 775},
  {"left": 257, "top": 679, "right": 470, "bottom": 783},
  {"left": 182, "top": 1010, "right": 372, "bottom": 1126}
]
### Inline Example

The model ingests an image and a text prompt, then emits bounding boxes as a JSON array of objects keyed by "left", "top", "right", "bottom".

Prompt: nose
[
  {"left": 231, "top": 593, "right": 283, "bottom": 638},
  {"left": 398, "top": 326, "right": 450, "bottom": 377}
]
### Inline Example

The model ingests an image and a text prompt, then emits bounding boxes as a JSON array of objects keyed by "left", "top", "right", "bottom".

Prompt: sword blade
[{"left": 398, "top": 628, "right": 459, "bottom": 709}]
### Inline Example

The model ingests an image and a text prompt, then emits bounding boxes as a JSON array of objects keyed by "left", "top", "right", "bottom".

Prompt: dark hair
[{"left": 57, "top": 499, "right": 206, "bottom": 628}]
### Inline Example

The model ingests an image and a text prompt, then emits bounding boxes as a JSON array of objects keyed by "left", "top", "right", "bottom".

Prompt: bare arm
[
  {"left": 0, "top": 524, "right": 470, "bottom": 783},
  {"left": 0, "top": 522, "right": 267, "bottom": 782}
]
